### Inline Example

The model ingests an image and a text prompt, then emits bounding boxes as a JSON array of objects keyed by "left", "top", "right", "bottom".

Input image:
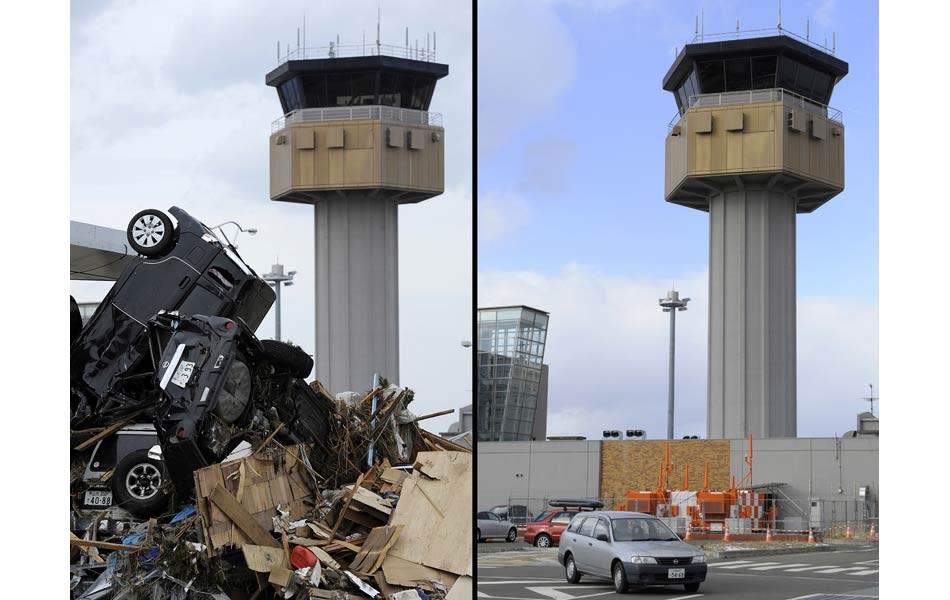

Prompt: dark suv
[{"left": 71, "top": 206, "right": 275, "bottom": 428}]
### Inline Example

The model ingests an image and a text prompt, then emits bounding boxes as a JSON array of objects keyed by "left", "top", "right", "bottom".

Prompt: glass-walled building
[{"left": 477, "top": 306, "right": 549, "bottom": 441}]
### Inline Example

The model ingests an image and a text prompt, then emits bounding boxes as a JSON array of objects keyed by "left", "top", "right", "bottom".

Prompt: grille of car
[{"left": 655, "top": 557, "right": 692, "bottom": 566}]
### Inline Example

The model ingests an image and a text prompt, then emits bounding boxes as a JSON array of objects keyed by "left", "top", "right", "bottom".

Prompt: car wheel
[
  {"left": 564, "top": 554, "right": 581, "bottom": 584},
  {"left": 127, "top": 209, "right": 176, "bottom": 258},
  {"left": 612, "top": 561, "right": 629, "bottom": 594},
  {"left": 260, "top": 339, "right": 314, "bottom": 378},
  {"left": 684, "top": 582, "right": 700, "bottom": 593},
  {"left": 112, "top": 449, "right": 170, "bottom": 518},
  {"left": 506, "top": 528, "right": 517, "bottom": 542},
  {"left": 535, "top": 533, "right": 551, "bottom": 548},
  {"left": 476, "top": 529, "right": 482, "bottom": 543}
]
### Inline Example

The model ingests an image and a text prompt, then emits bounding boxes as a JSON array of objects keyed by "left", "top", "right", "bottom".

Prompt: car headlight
[
  {"left": 692, "top": 554, "right": 706, "bottom": 563},
  {"left": 630, "top": 556, "right": 657, "bottom": 564}
]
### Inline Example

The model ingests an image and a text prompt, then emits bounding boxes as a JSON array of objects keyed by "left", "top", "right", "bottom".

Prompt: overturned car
[{"left": 71, "top": 207, "right": 332, "bottom": 516}]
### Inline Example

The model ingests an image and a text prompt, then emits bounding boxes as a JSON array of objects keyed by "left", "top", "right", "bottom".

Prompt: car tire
[
  {"left": 564, "top": 554, "right": 581, "bottom": 584},
  {"left": 612, "top": 561, "right": 629, "bottom": 594},
  {"left": 112, "top": 449, "right": 170, "bottom": 518},
  {"left": 684, "top": 582, "right": 700, "bottom": 593},
  {"left": 127, "top": 209, "right": 176, "bottom": 258},
  {"left": 476, "top": 529, "right": 482, "bottom": 543},
  {"left": 260, "top": 339, "right": 314, "bottom": 378},
  {"left": 535, "top": 533, "right": 552, "bottom": 548},
  {"left": 506, "top": 527, "right": 517, "bottom": 542}
]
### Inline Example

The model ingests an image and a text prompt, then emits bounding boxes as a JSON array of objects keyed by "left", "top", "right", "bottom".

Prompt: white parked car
[{"left": 476, "top": 510, "right": 518, "bottom": 542}]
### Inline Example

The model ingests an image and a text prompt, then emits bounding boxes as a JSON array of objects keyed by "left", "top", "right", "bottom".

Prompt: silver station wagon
[{"left": 557, "top": 510, "right": 707, "bottom": 594}]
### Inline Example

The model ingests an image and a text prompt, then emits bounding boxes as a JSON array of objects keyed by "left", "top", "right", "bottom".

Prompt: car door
[
  {"left": 588, "top": 517, "right": 613, "bottom": 578},
  {"left": 572, "top": 516, "right": 598, "bottom": 573},
  {"left": 488, "top": 512, "right": 505, "bottom": 537},
  {"left": 549, "top": 511, "right": 575, "bottom": 543}
]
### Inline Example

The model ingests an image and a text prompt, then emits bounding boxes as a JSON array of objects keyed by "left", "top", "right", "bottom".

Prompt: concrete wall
[{"left": 477, "top": 441, "right": 600, "bottom": 512}]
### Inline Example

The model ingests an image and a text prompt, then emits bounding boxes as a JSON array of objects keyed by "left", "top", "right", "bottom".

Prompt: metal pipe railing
[
  {"left": 277, "top": 42, "right": 436, "bottom": 65},
  {"left": 666, "top": 88, "right": 843, "bottom": 131},
  {"left": 272, "top": 105, "right": 443, "bottom": 133}
]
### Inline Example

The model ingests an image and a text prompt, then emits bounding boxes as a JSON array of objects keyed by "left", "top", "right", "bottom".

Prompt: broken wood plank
[
  {"left": 208, "top": 484, "right": 280, "bottom": 548},
  {"left": 70, "top": 538, "right": 145, "bottom": 552},
  {"left": 329, "top": 472, "right": 364, "bottom": 541},
  {"left": 268, "top": 566, "right": 294, "bottom": 589},
  {"left": 380, "top": 555, "right": 458, "bottom": 591},
  {"left": 242, "top": 544, "right": 287, "bottom": 572},
  {"left": 445, "top": 575, "right": 472, "bottom": 600},
  {"left": 70, "top": 532, "right": 105, "bottom": 563},
  {"left": 412, "top": 408, "right": 455, "bottom": 422},
  {"left": 73, "top": 410, "right": 148, "bottom": 451},
  {"left": 309, "top": 546, "right": 341, "bottom": 570},
  {"left": 349, "top": 525, "right": 402, "bottom": 575}
]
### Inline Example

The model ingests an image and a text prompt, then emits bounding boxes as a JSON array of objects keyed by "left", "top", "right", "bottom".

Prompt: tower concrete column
[
  {"left": 707, "top": 187, "right": 797, "bottom": 438},
  {"left": 314, "top": 194, "right": 399, "bottom": 393}
]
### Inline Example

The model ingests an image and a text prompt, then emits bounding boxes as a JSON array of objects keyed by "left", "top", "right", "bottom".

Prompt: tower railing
[
  {"left": 272, "top": 105, "right": 443, "bottom": 133},
  {"left": 277, "top": 43, "right": 436, "bottom": 65},
  {"left": 667, "top": 88, "right": 842, "bottom": 130},
  {"left": 687, "top": 28, "right": 837, "bottom": 56}
]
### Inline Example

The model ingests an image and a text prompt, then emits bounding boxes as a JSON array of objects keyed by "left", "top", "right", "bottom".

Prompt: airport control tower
[
  {"left": 267, "top": 41, "right": 447, "bottom": 393},
  {"left": 663, "top": 34, "right": 847, "bottom": 438}
]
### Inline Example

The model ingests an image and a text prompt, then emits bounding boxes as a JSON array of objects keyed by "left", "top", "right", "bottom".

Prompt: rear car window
[
  {"left": 566, "top": 516, "right": 584, "bottom": 533},
  {"left": 534, "top": 511, "right": 552, "bottom": 522},
  {"left": 551, "top": 511, "right": 575, "bottom": 524},
  {"left": 578, "top": 517, "right": 597, "bottom": 537},
  {"left": 477, "top": 511, "right": 490, "bottom": 519}
]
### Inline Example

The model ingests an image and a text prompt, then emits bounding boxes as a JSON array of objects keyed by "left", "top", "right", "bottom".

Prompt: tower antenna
[
  {"left": 377, "top": 3, "right": 381, "bottom": 52},
  {"left": 778, "top": 0, "right": 782, "bottom": 30},
  {"left": 806, "top": 19, "right": 810, "bottom": 41},
  {"left": 861, "top": 384, "right": 878, "bottom": 416}
]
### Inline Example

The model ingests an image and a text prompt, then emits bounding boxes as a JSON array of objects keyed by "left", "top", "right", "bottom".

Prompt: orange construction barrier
[
  {"left": 765, "top": 527, "right": 773, "bottom": 542},
  {"left": 807, "top": 529, "right": 815, "bottom": 543},
  {"left": 868, "top": 524, "right": 877, "bottom": 541},
  {"left": 723, "top": 523, "right": 731, "bottom": 542},
  {"left": 684, "top": 527, "right": 693, "bottom": 541},
  {"left": 845, "top": 525, "right": 853, "bottom": 539}
]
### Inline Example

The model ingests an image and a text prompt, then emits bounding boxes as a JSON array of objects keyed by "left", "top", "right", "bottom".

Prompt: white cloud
[
  {"left": 477, "top": 191, "right": 531, "bottom": 243},
  {"left": 479, "top": 263, "right": 878, "bottom": 440},
  {"left": 814, "top": 0, "right": 837, "bottom": 28}
]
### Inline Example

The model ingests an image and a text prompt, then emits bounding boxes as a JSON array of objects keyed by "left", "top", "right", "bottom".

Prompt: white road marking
[
  {"left": 812, "top": 567, "right": 869, "bottom": 574},
  {"left": 525, "top": 587, "right": 574, "bottom": 600},
  {"left": 749, "top": 563, "right": 810, "bottom": 571},
  {"left": 478, "top": 580, "right": 568, "bottom": 585},
  {"left": 665, "top": 595, "right": 704, "bottom": 600},
  {"left": 709, "top": 560, "right": 755, "bottom": 567},
  {"left": 784, "top": 594, "right": 824, "bottom": 600},
  {"left": 850, "top": 569, "right": 879, "bottom": 576},
  {"left": 717, "top": 561, "right": 781, "bottom": 569},
  {"left": 783, "top": 565, "right": 840, "bottom": 572}
]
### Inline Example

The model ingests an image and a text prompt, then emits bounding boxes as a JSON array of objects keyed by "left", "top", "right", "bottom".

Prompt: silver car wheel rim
[
  {"left": 538, "top": 536, "right": 549, "bottom": 547},
  {"left": 131, "top": 215, "right": 165, "bottom": 248},
  {"left": 125, "top": 462, "right": 162, "bottom": 500},
  {"left": 566, "top": 559, "right": 575, "bottom": 578},
  {"left": 614, "top": 566, "right": 622, "bottom": 589}
]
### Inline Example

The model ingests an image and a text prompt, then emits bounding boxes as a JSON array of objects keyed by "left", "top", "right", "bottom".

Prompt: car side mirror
[
  {"left": 147, "top": 445, "right": 163, "bottom": 461},
  {"left": 596, "top": 534, "right": 609, "bottom": 542}
]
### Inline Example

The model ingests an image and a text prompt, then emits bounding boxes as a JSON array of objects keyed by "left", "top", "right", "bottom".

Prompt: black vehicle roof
[{"left": 548, "top": 499, "right": 605, "bottom": 509}]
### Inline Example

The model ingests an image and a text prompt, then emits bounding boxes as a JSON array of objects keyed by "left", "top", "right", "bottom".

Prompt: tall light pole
[
  {"left": 262, "top": 263, "right": 296, "bottom": 341},
  {"left": 659, "top": 290, "right": 689, "bottom": 440}
]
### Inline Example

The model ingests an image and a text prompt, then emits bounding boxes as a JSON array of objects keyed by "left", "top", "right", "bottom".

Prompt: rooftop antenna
[
  {"left": 433, "top": 30, "right": 437, "bottom": 56},
  {"left": 405, "top": 26, "right": 409, "bottom": 54},
  {"left": 277, "top": 40, "right": 280, "bottom": 62},
  {"left": 297, "top": 27, "right": 300, "bottom": 52},
  {"left": 695, "top": 14, "right": 698, "bottom": 39},
  {"left": 426, "top": 32, "right": 430, "bottom": 57},
  {"left": 363, "top": 31, "right": 366, "bottom": 55},
  {"left": 736, "top": 18, "right": 740, "bottom": 39},
  {"left": 701, "top": 9, "right": 704, "bottom": 41},
  {"left": 806, "top": 19, "right": 810, "bottom": 41},
  {"left": 303, "top": 11, "right": 306, "bottom": 51},
  {"left": 833, "top": 31, "right": 836, "bottom": 54},
  {"left": 823, "top": 34, "right": 828, "bottom": 50},
  {"left": 778, "top": 0, "right": 782, "bottom": 31},
  {"left": 861, "top": 384, "right": 878, "bottom": 416},
  {"left": 377, "top": 3, "right": 381, "bottom": 53}
]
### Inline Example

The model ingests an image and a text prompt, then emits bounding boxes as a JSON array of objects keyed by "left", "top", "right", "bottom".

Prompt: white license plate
[
  {"left": 668, "top": 568, "right": 685, "bottom": 579},
  {"left": 84, "top": 489, "right": 113, "bottom": 507},
  {"left": 171, "top": 360, "right": 195, "bottom": 387}
]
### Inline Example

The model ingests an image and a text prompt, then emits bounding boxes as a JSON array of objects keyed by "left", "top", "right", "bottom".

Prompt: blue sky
[{"left": 478, "top": 0, "right": 879, "bottom": 439}]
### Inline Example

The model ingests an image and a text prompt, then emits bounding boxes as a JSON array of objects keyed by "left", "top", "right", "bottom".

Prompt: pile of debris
[
  {"left": 69, "top": 208, "right": 471, "bottom": 599},
  {"left": 71, "top": 385, "right": 472, "bottom": 600}
]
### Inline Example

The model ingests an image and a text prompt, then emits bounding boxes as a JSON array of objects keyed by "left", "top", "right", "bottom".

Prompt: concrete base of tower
[
  {"left": 707, "top": 186, "right": 797, "bottom": 439},
  {"left": 314, "top": 193, "right": 399, "bottom": 394}
]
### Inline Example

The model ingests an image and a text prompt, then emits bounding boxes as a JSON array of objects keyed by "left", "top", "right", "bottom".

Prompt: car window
[
  {"left": 476, "top": 511, "right": 490, "bottom": 519},
  {"left": 551, "top": 511, "right": 574, "bottom": 524},
  {"left": 578, "top": 517, "right": 597, "bottom": 537},
  {"left": 566, "top": 516, "right": 584, "bottom": 533},
  {"left": 611, "top": 517, "right": 678, "bottom": 542},
  {"left": 534, "top": 511, "right": 552, "bottom": 522},
  {"left": 593, "top": 518, "right": 610, "bottom": 540}
]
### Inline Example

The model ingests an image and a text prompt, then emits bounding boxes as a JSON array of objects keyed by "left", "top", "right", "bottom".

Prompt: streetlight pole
[
  {"left": 659, "top": 290, "right": 689, "bottom": 440},
  {"left": 262, "top": 263, "right": 297, "bottom": 341}
]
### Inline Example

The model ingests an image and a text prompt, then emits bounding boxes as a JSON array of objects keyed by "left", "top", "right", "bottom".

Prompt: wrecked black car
[
  {"left": 70, "top": 206, "right": 275, "bottom": 429},
  {"left": 71, "top": 207, "right": 332, "bottom": 517}
]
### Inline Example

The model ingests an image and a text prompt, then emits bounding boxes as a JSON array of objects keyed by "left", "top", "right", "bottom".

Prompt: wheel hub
[
  {"left": 126, "top": 463, "right": 162, "bottom": 500},
  {"left": 132, "top": 215, "right": 165, "bottom": 247}
]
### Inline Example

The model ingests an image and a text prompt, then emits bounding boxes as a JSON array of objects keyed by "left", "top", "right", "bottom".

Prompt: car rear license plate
[
  {"left": 84, "top": 489, "right": 113, "bottom": 507},
  {"left": 668, "top": 568, "right": 685, "bottom": 579}
]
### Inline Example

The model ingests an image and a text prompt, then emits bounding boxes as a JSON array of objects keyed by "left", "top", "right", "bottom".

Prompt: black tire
[
  {"left": 612, "top": 561, "right": 629, "bottom": 594},
  {"left": 684, "top": 582, "right": 700, "bottom": 593},
  {"left": 70, "top": 296, "right": 83, "bottom": 344},
  {"left": 127, "top": 209, "right": 175, "bottom": 258},
  {"left": 476, "top": 528, "right": 482, "bottom": 543},
  {"left": 260, "top": 339, "right": 314, "bottom": 378},
  {"left": 535, "top": 533, "right": 552, "bottom": 548},
  {"left": 564, "top": 554, "right": 581, "bottom": 584},
  {"left": 506, "top": 527, "right": 517, "bottom": 542},
  {"left": 112, "top": 449, "right": 170, "bottom": 518}
]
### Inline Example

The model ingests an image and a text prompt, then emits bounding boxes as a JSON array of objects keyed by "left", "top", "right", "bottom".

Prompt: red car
[{"left": 523, "top": 499, "right": 604, "bottom": 548}]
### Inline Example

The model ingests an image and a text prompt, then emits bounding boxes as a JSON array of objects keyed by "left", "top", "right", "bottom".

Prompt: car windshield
[
  {"left": 533, "top": 511, "right": 552, "bottom": 522},
  {"left": 611, "top": 517, "right": 679, "bottom": 542}
]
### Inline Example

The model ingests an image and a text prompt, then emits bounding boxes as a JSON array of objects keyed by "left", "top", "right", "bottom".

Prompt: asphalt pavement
[{"left": 477, "top": 545, "right": 879, "bottom": 599}]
